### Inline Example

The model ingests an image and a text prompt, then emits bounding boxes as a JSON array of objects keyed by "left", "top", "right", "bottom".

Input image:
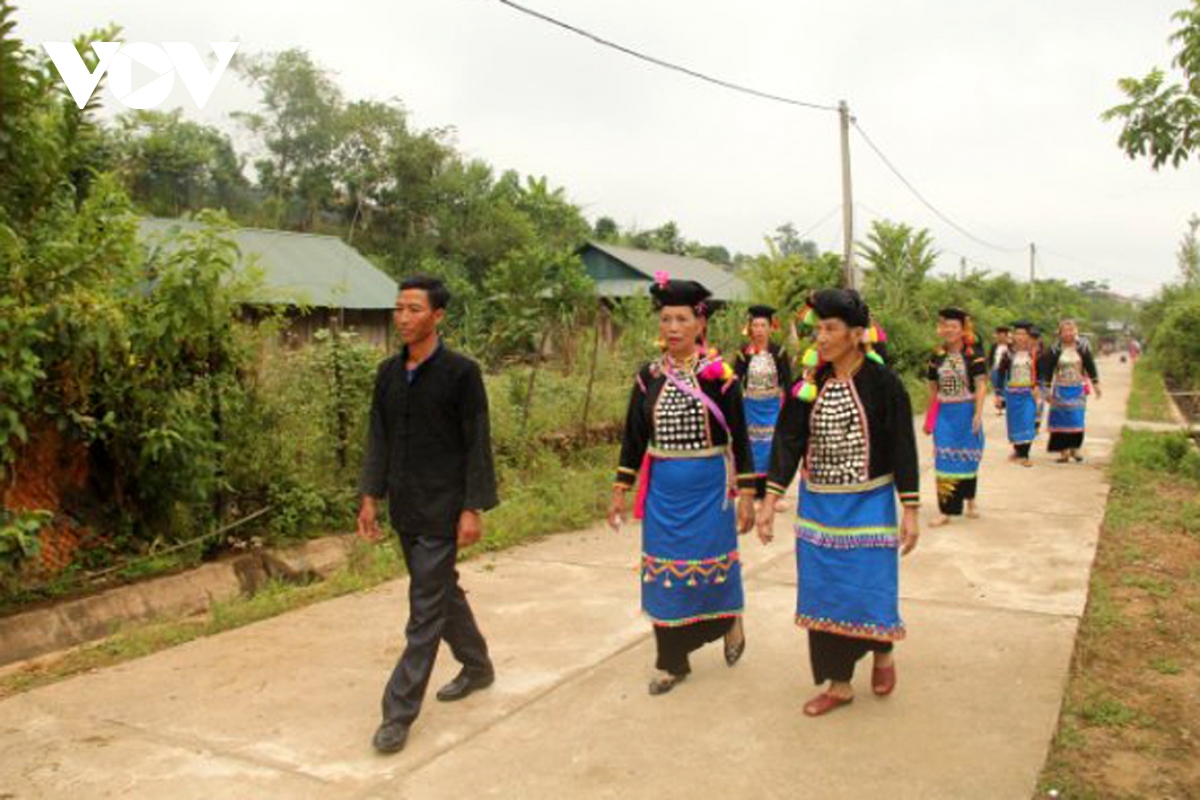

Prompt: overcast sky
[{"left": 20, "top": 0, "right": 1199, "bottom": 296}]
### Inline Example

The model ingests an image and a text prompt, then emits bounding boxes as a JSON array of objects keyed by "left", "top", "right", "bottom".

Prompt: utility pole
[
  {"left": 839, "top": 100, "right": 856, "bottom": 290},
  {"left": 1029, "top": 242, "right": 1036, "bottom": 298}
]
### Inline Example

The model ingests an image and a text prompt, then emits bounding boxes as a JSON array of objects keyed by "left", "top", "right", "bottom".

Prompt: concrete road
[{"left": 0, "top": 357, "right": 1131, "bottom": 800}]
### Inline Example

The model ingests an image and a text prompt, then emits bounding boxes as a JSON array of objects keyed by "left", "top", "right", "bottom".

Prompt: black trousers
[
  {"left": 1013, "top": 442, "right": 1032, "bottom": 459},
  {"left": 381, "top": 529, "right": 492, "bottom": 726},
  {"left": 937, "top": 475, "right": 977, "bottom": 516},
  {"left": 1048, "top": 432, "right": 1084, "bottom": 452},
  {"left": 808, "top": 630, "right": 893, "bottom": 684},
  {"left": 654, "top": 617, "right": 734, "bottom": 676}
]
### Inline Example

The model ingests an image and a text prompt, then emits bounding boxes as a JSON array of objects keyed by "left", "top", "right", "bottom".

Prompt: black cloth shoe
[
  {"left": 372, "top": 720, "right": 409, "bottom": 754},
  {"left": 436, "top": 667, "right": 495, "bottom": 702}
]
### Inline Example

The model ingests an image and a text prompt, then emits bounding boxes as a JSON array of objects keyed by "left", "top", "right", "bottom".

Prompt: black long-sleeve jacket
[
  {"left": 1039, "top": 344, "right": 1099, "bottom": 387},
  {"left": 615, "top": 358, "right": 757, "bottom": 491},
  {"left": 733, "top": 343, "right": 793, "bottom": 395},
  {"left": 765, "top": 359, "right": 920, "bottom": 507},
  {"left": 359, "top": 343, "right": 498, "bottom": 534}
]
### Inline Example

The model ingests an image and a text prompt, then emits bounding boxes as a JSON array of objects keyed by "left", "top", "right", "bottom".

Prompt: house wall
[
  {"left": 242, "top": 306, "right": 393, "bottom": 351},
  {"left": 580, "top": 246, "right": 646, "bottom": 282}
]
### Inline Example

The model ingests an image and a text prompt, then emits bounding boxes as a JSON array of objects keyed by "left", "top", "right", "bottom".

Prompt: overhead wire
[
  {"left": 492, "top": 0, "right": 839, "bottom": 113},
  {"left": 852, "top": 120, "right": 1027, "bottom": 255},
  {"left": 493, "top": 0, "right": 1146, "bottom": 292}
]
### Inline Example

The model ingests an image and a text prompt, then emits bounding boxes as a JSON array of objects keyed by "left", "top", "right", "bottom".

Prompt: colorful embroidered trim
[
  {"left": 934, "top": 446, "right": 984, "bottom": 462},
  {"left": 795, "top": 614, "right": 906, "bottom": 642},
  {"left": 795, "top": 518, "right": 899, "bottom": 549},
  {"left": 646, "top": 445, "right": 726, "bottom": 460},
  {"left": 802, "top": 474, "right": 894, "bottom": 494},
  {"left": 649, "top": 610, "right": 743, "bottom": 627},
  {"left": 747, "top": 424, "right": 775, "bottom": 441},
  {"left": 641, "top": 552, "right": 740, "bottom": 587},
  {"left": 767, "top": 481, "right": 788, "bottom": 496},
  {"left": 935, "top": 469, "right": 979, "bottom": 480}
]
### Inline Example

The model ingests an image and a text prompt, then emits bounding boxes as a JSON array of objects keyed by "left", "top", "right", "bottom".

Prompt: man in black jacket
[{"left": 357, "top": 274, "right": 499, "bottom": 755}]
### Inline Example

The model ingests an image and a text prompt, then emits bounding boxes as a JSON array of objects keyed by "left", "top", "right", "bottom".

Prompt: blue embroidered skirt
[
  {"left": 641, "top": 454, "right": 744, "bottom": 626},
  {"left": 744, "top": 393, "right": 781, "bottom": 476},
  {"left": 934, "top": 399, "right": 984, "bottom": 480},
  {"left": 1005, "top": 386, "right": 1038, "bottom": 445},
  {"left": 794, "top": 478, "right": 905, "bottom": 642},
  {"left": 1048, "top": 383, "right": 1086, "bottom": 435}
]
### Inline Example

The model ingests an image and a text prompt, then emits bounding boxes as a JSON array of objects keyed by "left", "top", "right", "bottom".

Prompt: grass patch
[
  {"left": 0, "top": 444, "right": 617, "bottom": 699},
  {"left": 1075, "top": 694, "right": 1144, "bottom": 728},
  {"left": 1039, "top": 429, "right": 1200, "bottom": 799},
  {"left": 1150, "top": 658, "right": 1183, "bottom": 676},
  {"left": 1126, "top": 359, "right": 1175, "bottom": 423}
]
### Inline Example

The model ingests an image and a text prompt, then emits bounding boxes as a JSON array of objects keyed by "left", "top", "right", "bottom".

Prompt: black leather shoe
[
  {"left": 436, "top": 668, "right": 495, "bottom": 702},
  {"left": 372, "top": 721, "right": 409, "bottom": 754}
]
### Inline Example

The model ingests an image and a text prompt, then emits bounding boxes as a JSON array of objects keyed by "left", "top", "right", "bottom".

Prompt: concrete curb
[{"left": 0, "top": 534, "right": 356, "bottom": 668}]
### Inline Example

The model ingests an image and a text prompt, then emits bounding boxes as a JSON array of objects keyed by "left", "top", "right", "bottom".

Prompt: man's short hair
[{"left": 399, "top": 274, "right": 450, "bottom": 311}]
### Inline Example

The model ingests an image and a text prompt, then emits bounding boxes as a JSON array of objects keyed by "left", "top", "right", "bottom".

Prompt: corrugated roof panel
[
  {"left": 137, "top": 218, "right": 398, "bottom": 310},
  {"left": 583, "top": 241, "right": 749, "bottom": 301}
]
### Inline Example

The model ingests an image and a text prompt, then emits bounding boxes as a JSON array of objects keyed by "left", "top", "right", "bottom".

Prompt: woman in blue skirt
[
  {"left": 735, "top": 305, "right": 792, "bottom": 500},
  {"left": 1042, "top": 319, "right": 1101, "bottom": 462},
  {"left": 757, "top": 288, "right": 920, "bottom": 717},
  {"left": 608, "top": 278, "right": 757, "bottom": 695},
  {"left": 926, "top": 308, "right": 988, "bottom": 526},
  {"left": 995, "top": 321, "right": 1042, "bottom": 467}
]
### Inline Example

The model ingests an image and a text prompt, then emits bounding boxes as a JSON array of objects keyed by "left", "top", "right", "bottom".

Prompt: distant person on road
[
  {"left": 926, "top": 308, "right": 988, "bottom": 526},
  {"left": 357, "top": 275, "right": 499, "bottom": 755},
  {"left": 1030, "top": 326, "right": 1047, "bottom": 433},
  {"left": 735, "top": 305, "right": 792, "bottom": 501},
  {"left": 1042, "top": 319, "right": 1102, "bottom": 464},
  {"left": 995, "top": 321, "right": 1041, "bottom": 467},
  {"left": 988, "top": 325, "right": 1011, "bottom": 412},
  {"left": 757, "top": 288, "right": 920, "bottom": 717},
  {"left": 608, "top": 277, "right": 757, "bottom": 696}
]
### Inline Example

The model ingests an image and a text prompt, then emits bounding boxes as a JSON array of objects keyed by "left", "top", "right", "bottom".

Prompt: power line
[
  {"left": 852, "top": 120, "right": 1027, "bottom": 255},
  {"left": 492, "top": 0, "right": 839, "bottom": 113},
  {"left": 855, "top": 200, "right": 1010, "bottom": 274},
  {"left": 794, "top": 204, "right": 843, "bottom": 241}
]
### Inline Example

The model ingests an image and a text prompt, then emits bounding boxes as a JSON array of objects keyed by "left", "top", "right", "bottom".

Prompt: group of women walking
[{"left": 607, "top": 277, "right": 1101, "bottom": 718}]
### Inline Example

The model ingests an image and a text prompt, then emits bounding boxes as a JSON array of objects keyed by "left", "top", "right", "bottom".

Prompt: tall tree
[
  {"left": 1104, "top": 1, "right": 1200, "bottom": 169},
  {"left": 113, "top": 110, "right": 250, "bottom": 217},
  {"left": 858, "top": 220, "right": 938, "bottom": 316},
  {"left": 233, "top": 49, "right": 344, "bottom": 229}
]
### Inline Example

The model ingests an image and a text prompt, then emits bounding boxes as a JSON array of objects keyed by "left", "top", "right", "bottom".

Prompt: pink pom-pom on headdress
[{"left": 654, "top": 270, "right": 670, "bottom": 288}]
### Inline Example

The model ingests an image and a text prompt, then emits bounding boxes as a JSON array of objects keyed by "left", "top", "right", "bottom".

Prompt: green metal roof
[
  {"left": 581, "top": 241, "right": 749, "bottom": 302},
  {"left": 137, "top": 218, "right": 398, "bottom": 310}
]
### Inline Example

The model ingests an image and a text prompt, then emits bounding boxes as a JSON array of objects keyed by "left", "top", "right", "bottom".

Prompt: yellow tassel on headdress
[
  {"left": 867, "top": 325, "right": 880, "bottom": 344},
  {"left": 801, "top": 347, "right": 819, "bottom": 369},
  {"left": 798, "top": 381, "right": 818, "bottom": 402},
  {"left": 801, "top": 307, "right": 816, "bottom": 326}
]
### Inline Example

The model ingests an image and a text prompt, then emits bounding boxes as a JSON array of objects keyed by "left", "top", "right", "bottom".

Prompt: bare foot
[
  {"left": 965, "top": 504, "right": 980, "bottom": 519},
  {"left": 929, "top": 515, "right": 951, "bottom": 527}
]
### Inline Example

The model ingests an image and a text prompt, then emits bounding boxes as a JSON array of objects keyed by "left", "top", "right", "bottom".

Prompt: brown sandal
[{"left": 803, "top": 692, "right": 854, "bottom": 717}]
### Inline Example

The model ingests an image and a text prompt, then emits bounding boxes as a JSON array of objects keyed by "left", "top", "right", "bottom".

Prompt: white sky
[{"left": 19, "top": 0, "right": 1199, "bottom": 296}]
